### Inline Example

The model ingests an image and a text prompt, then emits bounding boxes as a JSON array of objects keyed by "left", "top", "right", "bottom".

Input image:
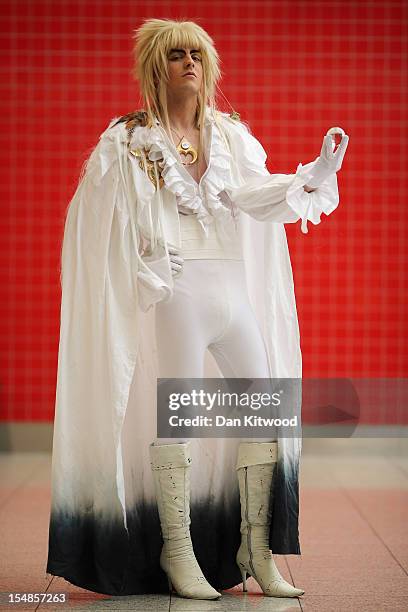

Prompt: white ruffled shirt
[
  {"left": 91, "top": 107, "right": 341, "bottom": 312},
  {"left": 126, "top": 108, "right": 339, "bottom": 240}
]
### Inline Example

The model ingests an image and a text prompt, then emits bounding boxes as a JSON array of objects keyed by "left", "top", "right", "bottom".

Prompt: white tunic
[{"left": 46, "top": 106, "right": 340, "bottom": 596}]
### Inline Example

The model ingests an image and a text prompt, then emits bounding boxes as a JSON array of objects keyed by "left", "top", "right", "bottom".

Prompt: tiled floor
[{"left": 0, "top": 447, "right": 407, "bottom": 611}]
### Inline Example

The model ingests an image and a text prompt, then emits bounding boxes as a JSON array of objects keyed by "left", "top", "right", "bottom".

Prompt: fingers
[
  {"left": 326, "top": 126, "right": 347, "bottom": 153},
  {"left": 169, "top": 254, "right": 184, "bottom": 265},
  {"left": 165, "top": 244, "right": 185, "bottom": 276},
  {"left": 332, "top": 134, "right": 349, "bottom": 171},
  {"left": 169, "top": 248, "right": 184, "bottom": 277},
  {"left": 338, "top": 134, "right": 349, "bottom": 151},
  {"left": 323, "top": 134, "right": 335, "bottom": 156},
  {"left": 326, "top": 126, "right": 346, "bottom": 137},
  {"left": 171, "top": 262, "right": 183, "bottom": 276},
  {"left": 320, "top": 131, "right": 349, "bottom": 174},
  {"left": 320, "top": 134, "right": 336, "bottom": 160},
  {"left": 167, "top": 245, "right": 181, "bottom": 256},
  {"left": 171, "top": 265, "right": 183, "bottom": 276}
]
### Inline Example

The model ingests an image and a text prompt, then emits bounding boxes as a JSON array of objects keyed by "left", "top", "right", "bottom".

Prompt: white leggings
[{"left": 154, "top": 259, "right": 276, "bottom": 445}]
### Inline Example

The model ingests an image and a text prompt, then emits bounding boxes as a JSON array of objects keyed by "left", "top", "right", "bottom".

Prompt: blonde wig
[{"left": 132, "top": 18, "right": 223, "bottom": 149}]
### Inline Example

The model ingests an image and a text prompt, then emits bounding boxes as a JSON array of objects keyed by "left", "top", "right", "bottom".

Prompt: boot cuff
[
  {"left": 149, "top": 441, "right": 192, "bottom": 469},
  {"left": 236, "top": 442, "right": 278, "bottom": 470}
]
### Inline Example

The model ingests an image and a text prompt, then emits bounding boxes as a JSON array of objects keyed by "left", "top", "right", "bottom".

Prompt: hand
[
  {"left": 168, "top": 245, "right": 184, "bottom": 277},
  {"left": 305, "top": 127, "right": 349, "bottom": 189}
]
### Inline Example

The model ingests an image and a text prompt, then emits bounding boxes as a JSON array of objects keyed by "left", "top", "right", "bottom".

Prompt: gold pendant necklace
[{"left": 170, "top": 126, "right": 199, "bottom": 166}]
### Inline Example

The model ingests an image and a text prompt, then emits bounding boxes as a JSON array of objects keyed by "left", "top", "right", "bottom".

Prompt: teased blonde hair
[{"left": 132, "top": 18, "right": 222, "bottom": 148}]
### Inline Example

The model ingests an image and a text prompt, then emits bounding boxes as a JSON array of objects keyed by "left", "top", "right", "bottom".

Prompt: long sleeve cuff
[
  {"left": 137, "top": 244, "right": 173, "bottom": 313},
  {"left": 225, "top": 160, "right": 339, "bottom": 233},
  {"left": 286, "top": 159, "right": 340, "bottom": 234}
]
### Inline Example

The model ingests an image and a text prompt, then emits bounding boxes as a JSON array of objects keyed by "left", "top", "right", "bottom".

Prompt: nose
[{"left": 184, "top": 53, "right": 195, "bottom": 68}]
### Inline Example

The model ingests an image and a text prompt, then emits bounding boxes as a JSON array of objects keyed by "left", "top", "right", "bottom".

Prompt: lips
[{"left": 183, "top": 72, "right": 196, "bottom": 77}]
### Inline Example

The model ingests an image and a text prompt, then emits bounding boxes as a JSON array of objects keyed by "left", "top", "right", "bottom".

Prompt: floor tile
[{"left": 1, "top": 452, "right": 407, "bottom": 612}]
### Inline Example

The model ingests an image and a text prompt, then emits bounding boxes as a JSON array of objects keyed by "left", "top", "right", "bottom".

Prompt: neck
[{"left": 166, "top": 93, "right": 199, "bottom": 133}]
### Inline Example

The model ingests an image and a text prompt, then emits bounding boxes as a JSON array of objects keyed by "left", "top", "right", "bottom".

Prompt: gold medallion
[{"left": 176, "top": 139, "right": 198, "bottom": 165}]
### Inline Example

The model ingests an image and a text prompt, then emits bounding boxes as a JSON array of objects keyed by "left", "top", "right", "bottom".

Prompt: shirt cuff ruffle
[{"left": 286, "top": 159, "right": 340, "bottom": 234}]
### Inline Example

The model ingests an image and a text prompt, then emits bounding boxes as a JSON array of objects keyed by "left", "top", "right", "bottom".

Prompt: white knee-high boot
[
  {"left": 149, "top": 442, "right": 221, "bottom": 600},
  {"left": 236, "top": 442, "right": 305, "bottom": 598}
]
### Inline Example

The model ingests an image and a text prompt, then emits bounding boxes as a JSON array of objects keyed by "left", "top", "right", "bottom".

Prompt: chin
[{"left": 180, "top": 84, "right": 200, "bottom": 93}]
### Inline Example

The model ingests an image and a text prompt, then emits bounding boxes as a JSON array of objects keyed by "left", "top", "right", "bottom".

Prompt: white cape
[{"left": 46, "top": 107, "right": 339, "bottom": 595}]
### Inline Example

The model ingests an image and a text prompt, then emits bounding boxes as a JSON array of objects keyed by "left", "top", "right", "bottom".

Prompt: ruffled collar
[{"left": 128, "top": 108, "right": 236, "bottom": 237}]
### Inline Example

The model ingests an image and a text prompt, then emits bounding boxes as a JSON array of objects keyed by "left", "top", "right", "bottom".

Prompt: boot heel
[
  {"left": 240, "top": 567, "right": 248, "bottom": 592},
  {"left": 167, "top": 575, "right": 173, "bottom": 592}
]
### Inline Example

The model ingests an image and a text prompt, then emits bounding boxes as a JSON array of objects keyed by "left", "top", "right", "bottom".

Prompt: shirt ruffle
[
  {"left": 200, "top": 123, "right": 238, "bottom": 237},
  {"left": 286, "top": 159, "right": 340, "bottom": 234},
  {"left": 128, "top": 111, "right": 237, "bottom": 238}
]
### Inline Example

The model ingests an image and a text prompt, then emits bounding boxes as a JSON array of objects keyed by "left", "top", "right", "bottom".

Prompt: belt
[{"left": 178, "top": 213, "right": 243, "bottom": 260}]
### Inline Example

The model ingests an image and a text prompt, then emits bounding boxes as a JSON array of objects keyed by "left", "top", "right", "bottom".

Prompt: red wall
[{"left": 0, "top": 1, "right": 406, "bottom": 421}]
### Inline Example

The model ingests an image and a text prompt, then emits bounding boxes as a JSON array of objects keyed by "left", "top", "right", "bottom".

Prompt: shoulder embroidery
[
  {"left": 229, "top": 111, "right": 241, "bottom": 121},
  {"left": 111, "top": 109, "right": 149, "bottom": 138},
  {"left": 125, "top": 110, "right": 149, "bottom": 140},
  {"left": 114, "top": 110, "right": 164, "bottom": 190},
  {"left": 130, "top": 147, "right": 164, "bottom": 190}
]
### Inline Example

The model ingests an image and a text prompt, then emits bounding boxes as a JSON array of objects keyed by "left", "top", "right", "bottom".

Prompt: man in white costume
[{"left": 46, "top": 19, "right": 348, "bottom": 600}]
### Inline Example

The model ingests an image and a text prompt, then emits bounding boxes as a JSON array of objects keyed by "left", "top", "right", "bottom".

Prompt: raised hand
[{"left": 305, "top": 127, "right": 349, "bottom": 189}]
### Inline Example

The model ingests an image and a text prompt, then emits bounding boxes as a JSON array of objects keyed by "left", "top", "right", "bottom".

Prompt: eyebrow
[{"left": 168, "top": 48, "right": 201, "bottom": 54}]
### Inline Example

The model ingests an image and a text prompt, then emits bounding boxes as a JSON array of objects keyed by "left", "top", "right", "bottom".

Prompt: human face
[{"left": 166, "top": 47, "right": 203, "bottom": 97}]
